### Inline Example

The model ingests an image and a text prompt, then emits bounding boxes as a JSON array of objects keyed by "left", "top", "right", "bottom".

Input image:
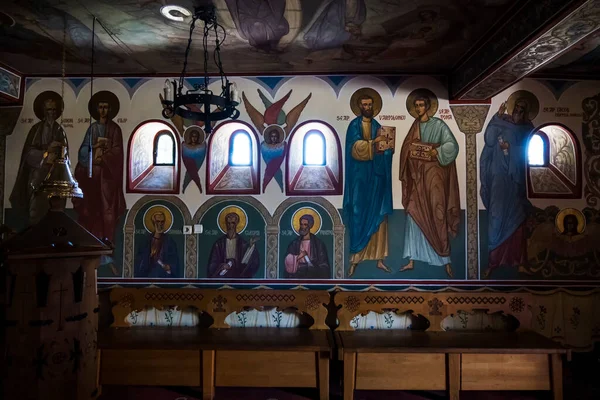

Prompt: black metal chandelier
[{"left": 161, "top": 4, "right": 240, "bottom": 133}]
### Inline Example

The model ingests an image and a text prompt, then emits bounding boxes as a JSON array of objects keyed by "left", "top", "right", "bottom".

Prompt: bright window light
[
  {"left": 160, "top": 5, "right": 192, "bottom": 22},
  {"left": 156, "top": 133, "right": 174, "bottom": 164},
  {"left": 230, "top": 131, "right": 252, "bottom": 166},
  {"left": 303, "top": 131, "right": 326, "bottom": 166},
  {"left": 528, "top": 133, "right": 545, "bottom": 166}
]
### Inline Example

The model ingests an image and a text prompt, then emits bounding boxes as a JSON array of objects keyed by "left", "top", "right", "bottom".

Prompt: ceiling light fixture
[
  {"left": 161, "top": 4, "right": 240, "bottom": 133},
  {"left": 160, "top": 5, "right": 192, "bottom": 22}
]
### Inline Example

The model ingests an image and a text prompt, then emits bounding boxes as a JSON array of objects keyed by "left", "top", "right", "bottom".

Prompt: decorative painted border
[
  {"left": 123, "top": 195, "right": 195, "bottom": 278},
  {"left": 456, "top": 0, "right": 600, "bottom": 99},
  {"left": 449, "top": 104, "right": 491, "bottom": 279}
]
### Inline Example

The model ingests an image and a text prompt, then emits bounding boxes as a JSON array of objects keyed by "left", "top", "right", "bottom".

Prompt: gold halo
[
  {"left": 33, "top": 90, "right": 64, "bottom": 120},
  {"left": 217, "top": 205, "right": 248, "bottom": 235},
  {"left": 88, "top": 90, "right": 120, "bottom": 121},
  {"left": 350, "top": 87, "right": 383, "bottom": 117},
  {"left": 143, "top": 205, "right": 174, "bottom": 234},
  {"left": 184, "top": 125, "right": 206, "bottom": 145},
  {"left": 262, "top": 124, "right": 285, "bottom": 144},
  {"left": 406, "top": 88, "right": 439, "bottom": 119},
  {"left": 507, "top": 90, "right": 539, "bottom": 121},
  {"left": 291, "top": 207, "right": 323, "bottom": 236},
  {"left": 555, "top": 208, "right": 586, "bottom": 234}
]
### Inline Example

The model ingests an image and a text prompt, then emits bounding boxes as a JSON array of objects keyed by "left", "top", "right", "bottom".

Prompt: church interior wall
[{"left": 3, "top": 74, "right": 599, "bottom": 287}]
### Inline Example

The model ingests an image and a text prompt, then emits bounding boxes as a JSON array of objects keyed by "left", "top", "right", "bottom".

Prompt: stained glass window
[
  {"left": 527, "top": 134, "right": 545, "bottom": 166},
  {"left": 303, "top": 130, "right": 326, "bottom": 166},
  {"left": 230, "top": 130, "right": 252, "bottom": 166}
]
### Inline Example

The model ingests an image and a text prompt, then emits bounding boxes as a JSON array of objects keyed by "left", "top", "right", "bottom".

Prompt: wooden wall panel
[{"left": 461, "top": 354, "right": 550, "bottom": 391}]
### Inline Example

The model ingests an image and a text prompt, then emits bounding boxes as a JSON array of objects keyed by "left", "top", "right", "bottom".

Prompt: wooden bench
[
  {"left": 98, "top": 288, "right": 332, "bottom": 400},
  {"left": 335, "top": 291, "right": 568, "bottom": 400}
]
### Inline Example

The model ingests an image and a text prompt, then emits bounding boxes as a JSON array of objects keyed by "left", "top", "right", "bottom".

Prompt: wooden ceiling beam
[{"left": 450, "top": 0, "right": 600, "bottom": 101}]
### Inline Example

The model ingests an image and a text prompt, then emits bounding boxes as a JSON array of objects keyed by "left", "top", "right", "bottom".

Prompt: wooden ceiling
[{"left": 1, "top": 0, "right": 599, "bottom": 101}]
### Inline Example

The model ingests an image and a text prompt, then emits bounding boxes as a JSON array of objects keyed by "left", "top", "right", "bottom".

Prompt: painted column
[{"left": 449, "top": 103, "right": 490, "bottom": 279}]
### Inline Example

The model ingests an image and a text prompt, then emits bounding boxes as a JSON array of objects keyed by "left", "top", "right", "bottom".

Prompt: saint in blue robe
[
  {"left": 134, "top": 234, "right": 180, "bottom": 278},
  {"left": 343, "top": 116, "right": 393, "bottom": 258},
  {"left": 480, "top": 114, "right": 532, "bottom": 267}
]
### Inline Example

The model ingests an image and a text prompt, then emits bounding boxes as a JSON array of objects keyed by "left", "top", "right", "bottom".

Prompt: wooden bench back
[
  {"left": 335, "top": 291, "right": 533, "bottom": 331},
  {"left": 110, "top": 287, "right": 330, "bottom": 330}
]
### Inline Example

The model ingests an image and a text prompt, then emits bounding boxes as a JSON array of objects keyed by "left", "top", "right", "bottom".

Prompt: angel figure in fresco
[
  {"left": 242, "top": 89, "right": 312, "bottom": 192},
  {"left": 181, "top": 126, "right": 207, "bottom": 193},
  {"left": 527, "top": 208, "right": 600, "bottom": 278}
]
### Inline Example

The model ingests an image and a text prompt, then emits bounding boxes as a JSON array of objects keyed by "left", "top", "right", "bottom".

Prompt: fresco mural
[
  {"left": 1, "top": 0, "right": 516, "bottom": 75},
  {"left": 279, "top": 203, "right": 333, "bottom": 279},
  {"left": 3, "top": 74, "right": 600, "bottom": 287},
  {"left": 480, "top": 90, "right": 538, "bottom": 279},
  {"left": 73, "top": 90, "right": 126, "bottom": 245},
  {"left": 399, "top": 88, "right": 459, "bottom": 278},
  {"left": 181, "top": 125, "right": 207, "bottom": 193},
  {"left": 527, "top": 207, "right": 600, "bottom": 278},
  {"left": 343, "top": 87, "right": 393, "bottom": 277},
  {"left": 134, "top": 203, "right": 184, "bottom": 279},
  {"left": 9, "top": 90, "right": 68, "bottom": 224},
  {"left": 243, "top": 89, "right": 311, "bottom": 192},
  {"left": 198, "top": 201, "right": 267, "bottom": 279}
]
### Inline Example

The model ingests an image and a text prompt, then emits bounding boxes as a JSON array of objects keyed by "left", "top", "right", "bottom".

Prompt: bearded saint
[
  {"left": 284, "top": 214, "right": 331, "bottom": 279},
  {"left": 399, "top": 95, "right": 460, "bottom": 278},
  {"left": 343, "top": 93, "right": 393, "bottom": 277},
  {"left": 480, "top": 99, "right": 533, "bottom": 278}
]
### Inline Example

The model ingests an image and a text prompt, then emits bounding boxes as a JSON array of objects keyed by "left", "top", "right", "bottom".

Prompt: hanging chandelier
[{"left": 161, "top": 4, "right": 240, "bottom": 133}]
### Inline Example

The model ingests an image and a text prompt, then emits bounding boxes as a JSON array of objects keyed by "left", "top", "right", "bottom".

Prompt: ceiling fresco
[
  {"left": 0, "top": 0, "right": 517, "bottom": 76},
  {"left": 539, "top": 30, "right": 600, "bottom": 78}
]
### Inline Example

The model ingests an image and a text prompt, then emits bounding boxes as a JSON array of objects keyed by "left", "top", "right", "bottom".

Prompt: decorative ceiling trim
[
  {"left": 450, "top": 0, "right": 596, "bottom": 100},
  {"left": 457, "top": 0, "right": 600, "bottom": 100}
]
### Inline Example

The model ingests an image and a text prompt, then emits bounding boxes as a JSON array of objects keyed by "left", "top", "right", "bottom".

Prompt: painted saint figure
[
  {"left": 399, "top": 89, "right": 460, "bottom": 278},
  {"left": 285, "top": 212, "right": 331, "bottom": 279},
  {"left": 207, "top": 211, "right": 260, "bottom": 278},
  {"left": 260, "top": 125, "right": 286, "bottom": 191},
  {"left": 480, "top": 91, "right": 537, "bottom": 278},
  {"left": 181, "top": 126, "right": 207, "bottom": 193},
  {"left": 135, "top": 207, "right": 180, "bottom": 278},
  {"left": 224, "top": 0, "right": 289, "bottom": 53},
  {"left": 10, "top": 91, "right": 68, "bottom": 224},
  {"left": 73, "top": 91, "right": 126, "bottom": 244},
  {"left": 303, "top": 0, "right": 366, "bottom": 50},
  {"left": 343, "top": 88, "right": 393, "bottom": 277}
]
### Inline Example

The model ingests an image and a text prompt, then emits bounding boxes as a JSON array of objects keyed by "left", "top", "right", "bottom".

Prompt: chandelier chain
[{"left": 179, "top": 15, "right": 198, "bottom": 94}]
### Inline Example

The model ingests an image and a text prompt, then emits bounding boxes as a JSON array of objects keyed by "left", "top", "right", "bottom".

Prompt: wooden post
[
  {"left": 317, "top": 351, "right": 329, "bottom": 400},
  {"left": 202, "top": 350, "right": 215, "bottom": 400},
  {"left": 551, "top": 354, "right": 563, "bottom": 400},
  {"left": 343, "top": 351, "right": 356, "bottom": 400},
  {"left": 448, "top": 353, "right": 461, "bottom": 400}
]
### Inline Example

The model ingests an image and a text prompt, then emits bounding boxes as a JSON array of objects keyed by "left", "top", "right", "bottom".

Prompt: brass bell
[{"left": 36, "top": 146, "right": 84, "bottom": 200}]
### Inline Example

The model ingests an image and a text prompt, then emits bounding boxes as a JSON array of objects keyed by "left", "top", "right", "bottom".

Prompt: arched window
[
  {"left": 527, "top": 124, "right": 581, "bottom": 199},
  {"left": 286, "top": 120, "right": 343, "bottom": 195},
  {"left": 206, "top": 121, "right": 260, "bottom": 194},
  {"left": 154, "top": 131, "right": 175, "bottom": 165},
  {"left": 303, "top": 130, "right": 326, "bottom": 166},
  {"left": 229, "top": 130, "right": 252, "bottom": 166},
  {"left": 127, "top": 120, "right": 180, "bottom": 193}
]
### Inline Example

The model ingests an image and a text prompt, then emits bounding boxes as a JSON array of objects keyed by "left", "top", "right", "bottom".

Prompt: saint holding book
[{"left": 399, "top": 88, "right": 460, "bottom": 278}]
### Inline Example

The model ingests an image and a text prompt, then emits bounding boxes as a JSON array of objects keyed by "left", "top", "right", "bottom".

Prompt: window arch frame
[
  {"left": 153, "top": 130, "right": 176, "bottom": 166},
  {"left": 303, "top": 129, "right": 327, "bottom": 166},
  {"left": 228, "top": 129, "right": 253, "bottom": 167},
  {"left": 526, "top": 122, "right": 582, "bottom": 199},
  {"left": 206, "top": 120, "right": 261, "bottom": 195},
  {"left": 286, "top": 119, "right": 343, "bottom": 196},
  {"left": 126, "top": 119, "right": 181, "bottom": 194}
]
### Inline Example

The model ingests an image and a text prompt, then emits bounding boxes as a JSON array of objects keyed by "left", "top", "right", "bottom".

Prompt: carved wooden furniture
[
  {"left": 335, "top": 291, "right": 567, "bottom": 400},
  {"left": 99, "top": 288, "right": 332, "bottom": 400},
  {"left": 2, "top": 208, "right": 111, "bottom": 400}
]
